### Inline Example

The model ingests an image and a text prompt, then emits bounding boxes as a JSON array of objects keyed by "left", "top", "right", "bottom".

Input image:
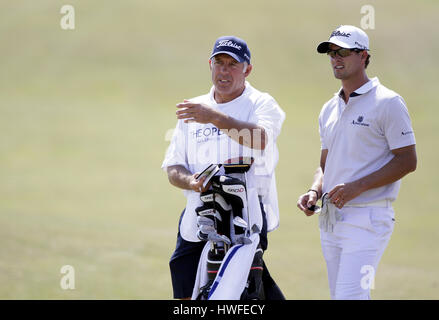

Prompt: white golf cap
[{"left": 317, "top": 25, "right": 369, "bottom": 53}]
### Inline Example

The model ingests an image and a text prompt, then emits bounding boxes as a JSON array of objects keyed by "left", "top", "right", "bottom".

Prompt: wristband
[{"left": 307, "top": 189, "right": 320, "bottom": 199}]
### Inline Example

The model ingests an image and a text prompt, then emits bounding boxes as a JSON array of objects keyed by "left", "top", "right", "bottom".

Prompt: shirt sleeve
[
  {"left": 161, "top": 120, "right": 188, "bottom": 170},
  {"left": 248, "top": 94, "right": 286, "bottom": 141},
  {"left": 382, "top": 96, "right": 416, "bottom": 150},
  {"left": 247, "top": 94, "right": 285, "bottom": 176},
  {"left": 318, "top": 113, "right": 327, "bottom": 150},
  {"left": 318, "top": 105, "right": 328, "bottom": 150}
]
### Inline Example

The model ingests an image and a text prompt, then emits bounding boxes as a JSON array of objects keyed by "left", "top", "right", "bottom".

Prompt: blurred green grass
[{"left": 0, "top": 0, "right": 438, "bottom": 299}]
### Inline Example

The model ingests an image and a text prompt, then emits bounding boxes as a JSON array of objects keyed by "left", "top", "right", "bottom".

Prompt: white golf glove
[{"left": 319, "top": 193, "right": 341, "bottom": 233}]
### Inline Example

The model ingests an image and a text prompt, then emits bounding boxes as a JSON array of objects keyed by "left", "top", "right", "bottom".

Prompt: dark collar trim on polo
[
  {"left": 335, "top": 78, "right": 380, "bottom": 101},
  {"left": 339, "top": 89, "right": 362, "bottom": 98}
]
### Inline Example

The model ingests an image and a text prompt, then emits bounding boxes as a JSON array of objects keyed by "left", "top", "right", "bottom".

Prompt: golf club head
[
  {"left": 233, "top": 216, "right": 248, "bottom": 229},
  {"left": 197, "top": 224, "right": 216, "bottom": 241},
  {"left": 197, "top": 216, "right": 215, "bottom": 227},
  {"left": 208, "top": 233, "right": 231, "bottom": 245},
  {"left": 251, "top": 224, "right": 261, "bottom": 234},
  {"left": 235, "top": 236, "right": 252, "bottom": 245}
]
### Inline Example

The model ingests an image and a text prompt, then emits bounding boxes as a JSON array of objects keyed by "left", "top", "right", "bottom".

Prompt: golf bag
[{"left": 192, "top": 158, "right": 265, "bottom": 300}]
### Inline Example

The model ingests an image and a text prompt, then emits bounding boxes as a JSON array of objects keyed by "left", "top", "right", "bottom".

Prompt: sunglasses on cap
[{"left": 327, "top": 48, "right": 363, "bottom": 58}]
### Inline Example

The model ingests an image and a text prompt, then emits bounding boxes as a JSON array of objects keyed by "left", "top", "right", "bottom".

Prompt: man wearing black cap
[
  {"left": 162, "top": 36, "right": 285, "bottom": 299},
  {"left": 297, "top": 25, "right": 417, "bottom": 299}
]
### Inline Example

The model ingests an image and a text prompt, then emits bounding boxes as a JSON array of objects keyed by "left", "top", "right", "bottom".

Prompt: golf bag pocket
[{"left": 180, "top": 191, "right": 203, "bottom": 242}]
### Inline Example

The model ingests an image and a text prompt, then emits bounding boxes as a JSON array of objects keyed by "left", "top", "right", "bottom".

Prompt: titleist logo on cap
[
  {"left": 217, "top": 40, "right": 242, "bottom": 50},
  {"left": 330, "top": 30, "right": 351, "bottom": 38}
]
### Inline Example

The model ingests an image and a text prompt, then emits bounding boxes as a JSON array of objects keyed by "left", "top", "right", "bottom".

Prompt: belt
[
  {"left": 344, "top": 199, "right": 390, "bottom": 208},
  {"left": 319, "top": 196, "right": 391, "bottom": 233}
]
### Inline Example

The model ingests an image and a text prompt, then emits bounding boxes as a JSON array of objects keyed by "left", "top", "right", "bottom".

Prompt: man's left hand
[{"left": 327, "top": 182, "right": 363, "bottom": 209}]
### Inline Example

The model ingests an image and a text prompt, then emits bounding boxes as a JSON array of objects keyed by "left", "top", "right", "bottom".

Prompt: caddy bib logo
[
  {"left": 191, "top": 126, "right": 224, "bottom": 142},
  {"left": 170, "top": 125, "right": 276, "bottom": 176},
  {"left": 217, "top": 40, "right": 242, "bottom": 50}
]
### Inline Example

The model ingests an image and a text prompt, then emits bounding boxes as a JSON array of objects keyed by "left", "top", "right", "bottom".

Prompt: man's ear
[
  {"left": 244, "top": 63, "right": 253, "bottom": 77},
  {"left": 209, "top": 59, "right": 212, "bottom": 70},
  {"left": 361, "top": 51, "right": 368, "bottom": 64}
]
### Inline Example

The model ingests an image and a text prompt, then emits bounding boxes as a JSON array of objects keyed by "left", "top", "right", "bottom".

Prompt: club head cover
[
  {"left": 196, "top": 198, "right": 232, "bottom": 237},
  {"left": 195, "top": 204, "right": 223, "bottom": 222},
  {"left": 211, "top": 175, "right": 246, "bottom": 209},
  {"left": 200, "top": 191, "right": 232, "bottom": 212}
]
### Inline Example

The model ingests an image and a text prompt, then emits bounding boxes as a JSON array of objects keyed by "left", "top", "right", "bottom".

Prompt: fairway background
[{"left": 1, "top": 0, "right": 438, "bottom": 299}]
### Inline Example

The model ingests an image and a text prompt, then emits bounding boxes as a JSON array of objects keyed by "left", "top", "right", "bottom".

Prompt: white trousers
[{"left": 320, "top": 205, "right": 395, "bottom": 300}]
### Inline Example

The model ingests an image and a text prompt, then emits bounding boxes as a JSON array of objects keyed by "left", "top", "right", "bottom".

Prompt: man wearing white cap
[{"left": 297, "top": 25, "right": 417, "bottom": 299}]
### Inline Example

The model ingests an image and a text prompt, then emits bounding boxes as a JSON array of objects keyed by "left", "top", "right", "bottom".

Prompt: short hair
[
  {"left": 242, "top": 61, "right": 248, "bottom": 73},
  {"left": 354, "top": 49, "right": 371, "bottom": 69},
  {"left": 365, "top": 54, "right": 371, "bottom": 69}
]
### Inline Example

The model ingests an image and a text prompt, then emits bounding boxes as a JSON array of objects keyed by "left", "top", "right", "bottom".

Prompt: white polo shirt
[
  {"left": 319, "top": 77, "right": 416, "bottom": 204},
  {"left": 162, "top": 81, "right": 285, "bottom": 233}
]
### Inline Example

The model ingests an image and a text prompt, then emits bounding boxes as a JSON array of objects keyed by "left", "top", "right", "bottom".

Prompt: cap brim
[
  {"left": 317, "top": 41, "right": 330, "bottom": 53},
  {"left": 316, "top": 39, "right": 356, "bottom": 53},
  {"left": 210, "top": 51, "right": 244, "bottom": 63}
]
